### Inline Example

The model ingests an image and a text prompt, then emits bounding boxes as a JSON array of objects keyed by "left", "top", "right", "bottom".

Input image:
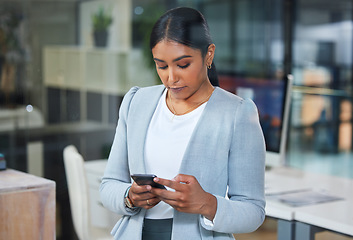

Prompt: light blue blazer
[{"left": 100, "top": 85, "right": 266, "bottom": 240}]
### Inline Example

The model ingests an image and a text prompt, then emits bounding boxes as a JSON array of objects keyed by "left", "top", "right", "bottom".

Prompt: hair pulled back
[{"left": 150, "top": 7, "right": 219, "bottom": 86}]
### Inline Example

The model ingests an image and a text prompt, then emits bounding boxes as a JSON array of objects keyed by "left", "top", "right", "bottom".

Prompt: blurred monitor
[{"left": 219, "top": 74, "right": 292, "bottom": 167}]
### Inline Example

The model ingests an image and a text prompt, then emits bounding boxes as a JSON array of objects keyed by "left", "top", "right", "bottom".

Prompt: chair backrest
[{"left": 63, "top": 145, "right": 91, "bottom": 240}]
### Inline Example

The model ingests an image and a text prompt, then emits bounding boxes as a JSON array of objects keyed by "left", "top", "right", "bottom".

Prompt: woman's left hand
[{"left": 151, "top": 174, "right": 217, "bottom": 221}]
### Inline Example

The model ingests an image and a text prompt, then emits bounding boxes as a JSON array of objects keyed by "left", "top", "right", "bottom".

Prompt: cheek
[
  {"left": 156, "top": 69, "right": 167, "bottom": 84},
  {"left": 189, "top": 65, "right": 206, "bottom": 82}
]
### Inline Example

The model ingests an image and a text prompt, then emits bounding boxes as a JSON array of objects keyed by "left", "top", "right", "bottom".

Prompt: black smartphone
[{"left": 131, "top": 174, "right": 166, "bottom": 189}]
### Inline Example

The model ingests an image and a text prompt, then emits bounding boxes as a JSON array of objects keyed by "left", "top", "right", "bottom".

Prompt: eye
[
  {"left": 155, "top": 63, "right": 167, "bottom": 70},
  {"left": 178, "top": 63, "right": 190, "bottom": 69}
]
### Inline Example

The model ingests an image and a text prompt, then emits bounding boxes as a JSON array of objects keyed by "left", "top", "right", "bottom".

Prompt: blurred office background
[{"left": 0, "top": 0, "right": 352, "bottom": 239}]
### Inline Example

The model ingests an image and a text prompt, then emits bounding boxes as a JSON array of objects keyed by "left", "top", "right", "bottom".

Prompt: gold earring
[{"left": 208, "top": 64, "right": 212, "bottom": 69}]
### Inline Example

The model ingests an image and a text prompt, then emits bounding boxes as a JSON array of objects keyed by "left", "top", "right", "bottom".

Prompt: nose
[{"left": 168, "top": 67, "right": 178, "bottom": 83}]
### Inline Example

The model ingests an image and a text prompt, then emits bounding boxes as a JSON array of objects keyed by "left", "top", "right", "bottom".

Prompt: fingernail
[
  {"left": 154, "top": 177, "right": 159, "bottom": 182},
  {"left": 146, "top": 185, "right": 152, "bottom": 191}
]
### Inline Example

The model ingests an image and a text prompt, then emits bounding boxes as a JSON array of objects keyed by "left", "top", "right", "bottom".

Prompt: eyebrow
[{"left": 153, "top": 55, "right": 192, "bottom": 63}]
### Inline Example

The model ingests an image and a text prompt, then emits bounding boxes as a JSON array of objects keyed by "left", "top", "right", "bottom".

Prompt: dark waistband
[{"left": 143, "top": 218, "right": 173, "bottom": 233}]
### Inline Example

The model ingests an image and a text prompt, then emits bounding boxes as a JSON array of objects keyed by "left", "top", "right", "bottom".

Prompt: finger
[
  {"left": 129, "top": 183, "right": 157, "bottom": 207},
  {"left": 130, "top": 182, "right": 152, "bottom": 194},
  {"left": 155, "top": 174, "right": 197, "bottom": 192},
  {"left": 150, "top": 186, "right": 185, "bottom": 206},
  {"left": 130, "top": 190, "right": 156, "bottom": 202},
  {"left": 173, "top": 174, "right": 195, "bottom": 184},
  {"left": 146, "top": 197, "right": 160, "bottom": 206},
  {"left": 131, "top": 194, "right": 159, "bottom": 208},
  {"left": 154, "top": 177, "right": 183, "bottom": 191},
  {"left": 142, "top": 197, "right": 161, "bottom": 209}
]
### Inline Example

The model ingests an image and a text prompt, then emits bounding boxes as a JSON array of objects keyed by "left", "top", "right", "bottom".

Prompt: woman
[{"left": 100, "top": 7, "right": 266, "bottom": 240}]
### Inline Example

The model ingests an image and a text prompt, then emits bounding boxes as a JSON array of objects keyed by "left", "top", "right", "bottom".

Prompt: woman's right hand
[{"left": 128, "top": 182, "right": 161, "bottom": 209}]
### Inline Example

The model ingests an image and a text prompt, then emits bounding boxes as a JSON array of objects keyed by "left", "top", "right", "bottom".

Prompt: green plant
[{"left": 92, "top": 7, "right": 113, "bottom": 32}]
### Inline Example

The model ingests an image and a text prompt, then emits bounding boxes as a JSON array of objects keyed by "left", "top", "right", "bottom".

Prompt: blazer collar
[
  {"left": 133, "top": 85, "right": 166, "bottom": 173},
  {"left": 178, "top": 87, "right": 221, "bottom": 177}
]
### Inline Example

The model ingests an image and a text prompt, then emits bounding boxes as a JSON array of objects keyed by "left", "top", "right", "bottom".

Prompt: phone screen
[{"left": 131, "top": 174, "right": 166, "bottom": 189}]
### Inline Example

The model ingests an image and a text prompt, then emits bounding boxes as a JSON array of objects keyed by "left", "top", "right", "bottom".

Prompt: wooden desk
[{"left": 0, "top": 169, "right": 56, "bottom": 239}]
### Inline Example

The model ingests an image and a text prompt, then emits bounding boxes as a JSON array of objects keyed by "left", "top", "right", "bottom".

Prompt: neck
[{"left": 167, "top": 87, "right": 214, "bottom": 116}]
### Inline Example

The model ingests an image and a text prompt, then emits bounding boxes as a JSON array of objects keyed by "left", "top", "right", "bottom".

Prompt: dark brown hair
[{"left": 150, "top": 7, "right": 219, "bottom": 86}]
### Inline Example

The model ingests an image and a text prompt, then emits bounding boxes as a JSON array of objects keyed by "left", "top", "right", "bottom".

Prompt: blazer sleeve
[
  {"left": 99, "top": 86, "right": 142, "bottom": 216},
  {"left": 201, "top": 98, "right": 266, "bottom": 233}
]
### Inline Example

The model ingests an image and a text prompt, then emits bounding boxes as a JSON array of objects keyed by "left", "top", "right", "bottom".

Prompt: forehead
[{"left": 152, "top": 40, "right": 201, "bottom": 60}]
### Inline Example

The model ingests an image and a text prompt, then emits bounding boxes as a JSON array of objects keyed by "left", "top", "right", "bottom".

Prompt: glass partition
[
  {"left": 287, "top": 0, "right": 353, "bottom": 178},
  {"left": 1, "top": 0, "right": 353, "bottom": 238}
]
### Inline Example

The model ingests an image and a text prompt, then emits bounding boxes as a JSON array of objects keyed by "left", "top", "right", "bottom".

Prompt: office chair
[{"left": 63, "top": 145, "right": 113, "bottom": 240}]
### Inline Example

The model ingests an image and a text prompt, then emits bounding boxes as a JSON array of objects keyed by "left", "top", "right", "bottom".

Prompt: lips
[{"left": 169, "top": 86, "right": 185, "bottom": 93}]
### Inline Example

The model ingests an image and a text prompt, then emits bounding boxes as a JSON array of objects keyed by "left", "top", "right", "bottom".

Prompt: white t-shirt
[{"left": 144, "top": 89, "right": 207, "bottom": 219}]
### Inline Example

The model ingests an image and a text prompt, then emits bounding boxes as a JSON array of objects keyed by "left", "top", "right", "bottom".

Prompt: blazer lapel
[
  {"left": 178, "top": 88, "right": 220, "bottom": 180},
  {"left": 129, "top": 85, "right": 165, "bottom": 174}
]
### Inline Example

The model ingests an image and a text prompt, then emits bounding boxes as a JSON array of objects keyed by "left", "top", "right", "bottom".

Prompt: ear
[{"left": 206, "top": 44, "right": 216, "bottom": 66}]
